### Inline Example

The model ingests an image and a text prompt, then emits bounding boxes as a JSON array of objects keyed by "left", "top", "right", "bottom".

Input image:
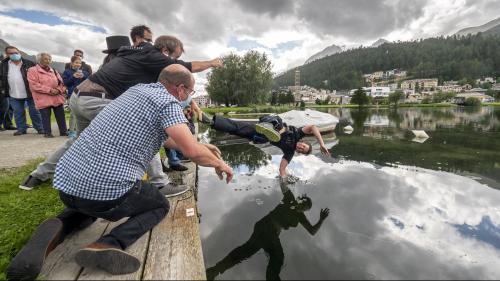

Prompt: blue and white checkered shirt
[{"left": 54, "top": 82, "right": 187, "bottom": 200}]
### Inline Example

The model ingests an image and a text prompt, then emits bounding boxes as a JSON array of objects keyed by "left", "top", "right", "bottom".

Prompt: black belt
[{"left": 74, "top": 88, "right": 113, "bottom": 100}]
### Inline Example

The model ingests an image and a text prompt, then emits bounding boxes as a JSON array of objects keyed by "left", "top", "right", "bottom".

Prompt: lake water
[{"left": 197, "top": 106, "right": 500, "bottom": 280}]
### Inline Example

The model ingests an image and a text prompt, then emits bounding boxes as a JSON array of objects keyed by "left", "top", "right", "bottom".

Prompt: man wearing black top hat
[{"left": 101, "top": 35, "right": 131, "bottom": 66}]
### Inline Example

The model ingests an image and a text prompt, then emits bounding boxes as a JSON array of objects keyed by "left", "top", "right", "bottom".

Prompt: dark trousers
[
  {"left": 0, "top": 96, "right": 12, "bottom": 128},
  {"left": 39, "top": 105, "right": 67, "bottom": 135},
  {"left": 212, "top": 116, "right": 270, "bottom": 143},
  {"left": 57, "top": 180, "right": 169, "bottom": 249},
  {"left": 212, "top": 116, "right": 258, "bottom": 139}
]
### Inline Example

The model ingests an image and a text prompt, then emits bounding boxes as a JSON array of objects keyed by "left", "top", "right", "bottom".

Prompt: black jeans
[
  {"left": 212, "top": 116, "right": 259, "bottom": 139},
  {"left": 57, "top": 180, "right": 169, "bottom": 249},
  {"left": 39, "top": 105, "right": 67, "bottom": 135}
]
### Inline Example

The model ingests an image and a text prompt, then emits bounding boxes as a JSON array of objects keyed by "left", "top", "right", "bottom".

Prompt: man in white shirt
[{"left": 0, "top": 46, "right": 43, "bottom": 135}]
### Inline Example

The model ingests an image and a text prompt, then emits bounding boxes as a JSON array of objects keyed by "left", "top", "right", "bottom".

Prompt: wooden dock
[{"left": 39, "top": 161, "right": 206, "bottom": 280}]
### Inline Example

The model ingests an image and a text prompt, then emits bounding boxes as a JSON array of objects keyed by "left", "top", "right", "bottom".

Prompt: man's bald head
[{"left": 158, "top": 64, "right": 194, "bottom": 88}]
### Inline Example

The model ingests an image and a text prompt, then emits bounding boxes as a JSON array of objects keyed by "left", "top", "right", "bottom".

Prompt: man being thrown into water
[{"left": 198, "top": 112, "right": 331, "bottom": 178}]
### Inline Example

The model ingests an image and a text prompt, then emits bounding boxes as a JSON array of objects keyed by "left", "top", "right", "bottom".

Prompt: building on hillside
[
  {"left": 401, "top": 79, "right": 438, "bottom": 91},
  {"left": 467, "top": 88, "right": 488, "bottom": 93},
  {"left": 438, "top": 84, "right": 463, "bottom": 93},
  {"left": 405, "top": 92, "right": 423, "bottom": 103},
  {"left": 329, "top": 94, "right": 351, "bottom": 104},
  {"left": 193, "top": 94, "right": 213, "bottom": 107},
  {"left": 476, "top": 77, "right": 496, "bottom": 84},
  {"left": 349, "top": 87, "right": 390, "bottom": 98},
  {"left": 452, "top": 92, "right": 495, "bottom": 104}
]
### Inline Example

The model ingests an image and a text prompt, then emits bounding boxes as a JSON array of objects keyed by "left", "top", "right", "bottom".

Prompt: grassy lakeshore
[{"left": 0, "top": 160, "right": 63, "bottom": 280}]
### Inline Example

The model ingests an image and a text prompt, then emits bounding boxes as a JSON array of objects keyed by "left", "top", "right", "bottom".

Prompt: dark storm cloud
[
  {"left": 232, "top": 0, "right": 296, "bottom": 17},
  {"left": 294, "top": 0, "right": 429, "bottom": 40}
]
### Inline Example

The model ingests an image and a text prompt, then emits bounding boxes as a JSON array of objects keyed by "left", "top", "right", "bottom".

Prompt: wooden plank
[
  {"left": 78, "top": 218, "right": 150, "bottom": 280},
  {"left": 40, "top": 219, "right": 110, "bottom": 280},
  {"left": 143, "top": 163, "right": 206, "bottom": 280}
]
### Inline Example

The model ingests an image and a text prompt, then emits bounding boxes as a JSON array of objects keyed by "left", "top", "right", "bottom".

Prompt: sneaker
[
  {"left": 255, "top": 122, "right": 281, "bottom": 142},
  {"left": 5, "top": 125, "right": 17, "bottom": 130},
  {"left": 0, "top": 127, "right": 5, "bottom": 131},
  {"left": 60, "top": 132, "right": 68, "bottom": 137},
  {"left": 200, "top": 112, "right": 214, "bottom": 125},
  {"left": 67, "top": 130, "right": 77, "bottom": 139},
  {"left": 6, "top": 218, "right": 63, "bottom": 280},
  {"left": 13, "top": 131, "right": 27, "bottom": 136},
  {"left": 19, "top": 175, "right": 44, "bottom": 190},
  {"left": 170, "top": 164, "right": 188, "bottom": 171},
  {"left": 159, "top": 183, "right": 190, "bottom": 198},
  {"left": 75, "top": 242, "right": 140, "bottom": 275},
  {"left": 44, "top": 133, "right": 54, "bottom": 138},
  {"left": 37, "top": 130, "right": 45, "bottom": 135}
]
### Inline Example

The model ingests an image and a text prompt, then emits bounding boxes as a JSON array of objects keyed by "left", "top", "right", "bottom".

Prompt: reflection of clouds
[{"left": 198, "top": 157, "right": 500, "bottom": 279}]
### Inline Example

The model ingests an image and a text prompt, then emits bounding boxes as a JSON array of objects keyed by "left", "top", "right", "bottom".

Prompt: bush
[{"left": 464, "top": 97, "right": 481, "bottom": 106}]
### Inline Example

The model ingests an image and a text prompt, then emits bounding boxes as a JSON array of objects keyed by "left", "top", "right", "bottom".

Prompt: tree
[
  {"left": 351, "top": 88, "right": 369, "bottom": 106},
  {"left": 206, "top": 51, "right": 273, "bottom": 106},
  {"left": 270, "top": 91, "right": 278, "bottom": 105},
  {"left": 286, "top": 92, "right": 295, "bottom": 105},
  {"left": 464, "top": 97, "right": 481, "bottom": 106},
  {"left": 388, "top": 90, "right": 405, "bottom": 106},
  {"left": 300, "top": 101, "right": 306, "bottom": 108},
  {"left": 485, "top": 88, "right": 496, "bottom": 98}
]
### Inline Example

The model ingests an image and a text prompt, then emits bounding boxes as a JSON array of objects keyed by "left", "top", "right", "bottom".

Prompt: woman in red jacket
[{"left": 27, "top": 53, "right": 67, "bottom": 138}]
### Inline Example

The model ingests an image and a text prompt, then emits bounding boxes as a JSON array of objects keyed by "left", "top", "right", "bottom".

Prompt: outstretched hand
[
  {"left": 211, "top": 58, "right": 224, "bottom": 68},
  {"left": 320, "top": 145, "right": 331, "bottom": 157},
  {"left": 215, "top": 162, "right": 233, "bottom": 183},
  {"left": 320, "top": 208, "right": 330, "bottom": 220}
]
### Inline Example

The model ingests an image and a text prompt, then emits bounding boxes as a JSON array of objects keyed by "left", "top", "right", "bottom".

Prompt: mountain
[
  {"left": 371, "top": 38, "right": 389, "bottom": 47},
  {"left": 274, "top": 34, "right": 500, "bottom": 91},
  {"left": 483, "top": 24, "right": 500, "bottom": 37},
  {"left": 0, "top": 38, "right": 65, "bottom": 73},
  {"left": 305, "top": 44, "right": 342, "bottom": 64},
  {"left": 455, "top": 17, "right": 500, "bottom": 36}
]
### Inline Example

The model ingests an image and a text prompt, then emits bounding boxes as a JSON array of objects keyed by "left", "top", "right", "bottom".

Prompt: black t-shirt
[
  {"left": 88, "top": 42, "right": 192, "bottom": 99},
  {"left": 270, "top": 125, "right": 305, "bottom": 163}
]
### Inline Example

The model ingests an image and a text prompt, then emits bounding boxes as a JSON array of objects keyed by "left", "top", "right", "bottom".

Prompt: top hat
[{"left": 102, "top": 35, "right": 131, "bottom": 54}]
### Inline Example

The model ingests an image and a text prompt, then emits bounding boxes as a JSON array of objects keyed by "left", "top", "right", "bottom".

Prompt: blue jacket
[{"left": 62, "top": 68, "right": 89, "bottom": 97}]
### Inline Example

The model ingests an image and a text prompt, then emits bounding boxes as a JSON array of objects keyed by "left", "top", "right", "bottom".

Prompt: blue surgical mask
[
  {"left": 10, "top": 54, "right": 21, "bottom": 61},
  {"left": 180, "top": 94, "right": 193, "bottom": 109}
]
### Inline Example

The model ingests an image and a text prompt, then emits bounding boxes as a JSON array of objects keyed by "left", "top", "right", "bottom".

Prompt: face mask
[
  {"left": 180, "top": 94, "right": 193, "bottom": 109},
  {"left": 10, "top": 54, "right": 21, "bottom": 61}
]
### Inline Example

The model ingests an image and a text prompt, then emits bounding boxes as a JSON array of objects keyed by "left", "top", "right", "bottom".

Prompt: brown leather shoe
[{"left": 75, "top": 242, "right": 140, "bottom": 275}]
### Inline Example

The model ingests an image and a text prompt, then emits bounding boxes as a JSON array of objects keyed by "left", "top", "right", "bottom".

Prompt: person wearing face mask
[
  {"left": 27, "top": 53, "right": 67, "bottom": 138},
  {"left": 0, "top": 46, "right": 44, "bottom": 136},
  {"left": 63, "top": 55, "right": 90, "bottom": 138},
  {"left": 19, "top": 33, "right": 222, "bottom": 196}
]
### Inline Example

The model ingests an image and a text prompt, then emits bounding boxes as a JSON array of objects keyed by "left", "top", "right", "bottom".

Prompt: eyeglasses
[{"left": 178, "top": 84, "right": 196, "bottom": 96}]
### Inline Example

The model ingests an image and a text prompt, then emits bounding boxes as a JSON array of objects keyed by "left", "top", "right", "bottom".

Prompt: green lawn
[{"left": 0, "top": 160, "right": 63, "bottom": 280}]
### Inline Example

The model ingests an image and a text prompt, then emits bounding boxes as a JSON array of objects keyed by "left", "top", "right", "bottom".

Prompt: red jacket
[{"left": 27, "top": 64, "right": 66, "bottom": 109}]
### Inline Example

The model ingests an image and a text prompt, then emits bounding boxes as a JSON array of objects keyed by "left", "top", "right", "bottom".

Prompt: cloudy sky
[{"left": 1, "top": 0, "right": 499, "bottom": 94}]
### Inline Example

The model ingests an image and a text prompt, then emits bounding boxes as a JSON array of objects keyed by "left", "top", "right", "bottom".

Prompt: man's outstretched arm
[
  {"left": 301, "top": 125, "right": 331, "bottom": 156},
  {"left": 165, "top": 123, "right": 232, "bottom": 183},
  {"left": 191, "top": 58, "right": 223, "bottom": 73},
  {"left": 279, "top": 158, "right": 289, "bottom": 178}
]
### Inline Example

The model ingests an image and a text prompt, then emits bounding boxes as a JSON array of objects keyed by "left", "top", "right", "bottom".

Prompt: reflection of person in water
[{"left": 206, "top": 182, "right": 330, "bottom": 280}]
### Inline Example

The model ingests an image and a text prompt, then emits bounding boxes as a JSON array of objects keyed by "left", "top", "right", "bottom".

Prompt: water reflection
[
  {"left": 199, "top": 156, "right": 500, "bottom": 279},
  {"left": 199, "top": 106, "right": 500, "bottom": 279},
  {"left": 206, "top": 181, "right": 329, "bottom": 280}
]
